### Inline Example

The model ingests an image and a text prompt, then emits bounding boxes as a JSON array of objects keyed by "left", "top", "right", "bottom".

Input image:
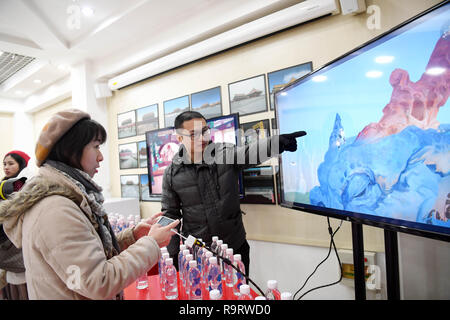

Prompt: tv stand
[{"left": 351, "top": 222, "right": 401, "bottom": 300}]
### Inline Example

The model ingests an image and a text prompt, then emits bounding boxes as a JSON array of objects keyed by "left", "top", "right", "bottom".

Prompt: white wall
[
  {"left": 398, "top": 234, "right": 450, "bottom": 299},
  {"left": 248, "top": 239, "right": 386, "bottom": 300}
]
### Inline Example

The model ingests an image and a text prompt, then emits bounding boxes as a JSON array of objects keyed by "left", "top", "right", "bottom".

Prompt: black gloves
[{"left": 279, "top": 131, "right": 307, "bottom": 153}]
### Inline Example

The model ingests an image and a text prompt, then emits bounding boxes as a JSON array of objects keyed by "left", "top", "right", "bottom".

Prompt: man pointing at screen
[{"left": 161, "top": 110, "right": 306, "bottom": 273}]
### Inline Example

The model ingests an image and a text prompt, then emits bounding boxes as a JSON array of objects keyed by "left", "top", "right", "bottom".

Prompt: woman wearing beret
[
  {"left": 0, "top": 109, "right": 179, "bottom": 300},
  {"left": 1, "top": 150, "right": 31, "bottom": 300}
]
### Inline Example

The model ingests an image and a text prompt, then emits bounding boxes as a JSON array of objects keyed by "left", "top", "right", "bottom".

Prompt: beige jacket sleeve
[
  {"left": 33, "top": 196, "right": 160, "bottom": 300},
  {"left": 116, "top": 227, "right": 136, "bottom": 251}
]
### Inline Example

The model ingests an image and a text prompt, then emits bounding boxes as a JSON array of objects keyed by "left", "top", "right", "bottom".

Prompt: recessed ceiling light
[
  {"left": 425, "top": 67, "right": 445, "bottom": 76},
  {"left": 366, "top": 70, "right": 383, "bottom": 78},
  {"left": 375, "top": 56, "right": 395, "bottom": 64},
  {"left": 15, "top": 90, "right": 23, "bottom": 95},
  {"left": 82, "top": 7, "right": 94, "bottom": 16},
  {"left": 33, "top": 79, "right": 42, "bottom": 84},
  {"left": 312, "top": 75, "right": 327, "bottom": 82}
]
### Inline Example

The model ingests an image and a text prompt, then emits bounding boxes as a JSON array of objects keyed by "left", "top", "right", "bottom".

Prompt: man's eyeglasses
[{"left": 177, "top": 126, "right": 210, "bottom": 139}]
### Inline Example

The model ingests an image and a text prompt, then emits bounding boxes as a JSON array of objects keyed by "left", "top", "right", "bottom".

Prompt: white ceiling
[{"left": 0, "top": 0, "right": 305, "bottom": 107}]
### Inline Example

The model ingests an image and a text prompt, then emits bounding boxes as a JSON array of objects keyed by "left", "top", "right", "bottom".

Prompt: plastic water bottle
[
  {"left": 178, "top": 244, "right": 187, "bottom": 272},
  {"left": 219, "top": 243, "right": 228, "bottom": 272},
  {"left": 158, "top": 247, "right": 168, "bottom": 277},
  {"left": 216, "top": 240, "right": 223, "bottom": 256},
  {"left": 188, "top": 260, "right": 202, "bottom": 300},
  {"left": 194, "top": 238, "right": 202, "bottom": 258},
  {"left": 202, "top": 251, "right": 213, "bottom": 285},
  {"left": 232, "top": 254, "right": 246, "bottom": 297},
  {"left": 184, "top": 254, "right": 194, "bottom": 295},
  {"left": 210, "top": 236, "right": 219, "bottom": 253},
  {"left": 159, "top": 252, "right": 170, "bottom": 292},
  {"left": 265, "top": 280, "right": 281, "bottom": 300},
  {"left": 238, "top": 284, "right": 252, "bottom": 300},
  {"left": 224, "top": 248, "right": 234, "bottom": 287},
  {"left": 136, "top": 273, "right": 148, "bottom": 290},
  {"left": 207, "top": 256, "right": 222, "bottom": 298},
  {"left": 180, "top": 249, "right": 190, "bottom": 290},
  {"left": 158, "top": 247, "right": 168, "bottom": 288},
  {"left": 281, "top": 292, "right": 293, "bottom": 300},
  {"left": 164, "top": 258, "right": 178, "bottom": 300},
  {"left": 195, "top": 242, "right": 203, "bottom": 276},
  {"left": 209, "top": 289, "right": 222, "bottom": 300}
]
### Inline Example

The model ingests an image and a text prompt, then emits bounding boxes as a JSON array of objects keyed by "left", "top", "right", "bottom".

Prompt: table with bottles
[
  {"left": 124, "top": 272, "right": 258, "bottom": 300},
  {"left": 123, "top": 234, "right": 286, "bottom": 300}
]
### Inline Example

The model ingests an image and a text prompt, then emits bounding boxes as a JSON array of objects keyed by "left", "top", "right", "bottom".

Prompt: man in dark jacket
[{"left": 161, "top": 111, "right": 305, "bottom": 273}]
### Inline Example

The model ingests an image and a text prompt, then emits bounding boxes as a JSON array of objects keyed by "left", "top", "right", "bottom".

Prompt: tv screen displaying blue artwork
[{"left": 275, "top": 2, "right": 449, "bottom": 239}]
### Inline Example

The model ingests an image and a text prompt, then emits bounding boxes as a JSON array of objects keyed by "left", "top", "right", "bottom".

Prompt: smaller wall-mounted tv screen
[
  {"left": 275, "top": 2, "right": 449, "bottom": 240},
  {"left": 145, "top": 113, "right": 242, "bottom": 197},
  {"left": 146, "top": 127, "right": 180, "bottom": 195}
]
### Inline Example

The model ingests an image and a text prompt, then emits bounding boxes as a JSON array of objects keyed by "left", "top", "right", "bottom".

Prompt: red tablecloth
[{"left": 124, "top": 273, "right": 258, "bottom": 300}]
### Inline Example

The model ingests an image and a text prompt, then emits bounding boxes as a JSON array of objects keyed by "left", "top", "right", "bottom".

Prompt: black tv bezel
[{"left": 274, "top": 1, "right": 450, "bottom": 242}]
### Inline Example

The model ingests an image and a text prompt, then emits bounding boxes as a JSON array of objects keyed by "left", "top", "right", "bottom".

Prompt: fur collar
[{"left": 0, "top": 166, "right": 84, "bottom": 247}]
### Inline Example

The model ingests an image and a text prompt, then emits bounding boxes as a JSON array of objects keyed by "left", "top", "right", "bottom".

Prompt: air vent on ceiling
[{"left": 0, "top": 51, "right": 35, "bottom": 85}]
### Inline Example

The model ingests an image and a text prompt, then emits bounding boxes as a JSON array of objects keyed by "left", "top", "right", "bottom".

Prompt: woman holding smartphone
[{"left": 0, "top": 109, "right": 179, "bottom": 300}]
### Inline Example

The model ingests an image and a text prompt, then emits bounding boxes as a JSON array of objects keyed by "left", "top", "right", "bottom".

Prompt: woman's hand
[
  {"left": 132, "top": 212, "right": 164, "bottom": 240},
  {"left": 148, "top": 219, "right": 180, "bottom": 248}
]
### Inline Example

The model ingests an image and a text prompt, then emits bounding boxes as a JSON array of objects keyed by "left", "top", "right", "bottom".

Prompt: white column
[{"left": 70, "top": 61, "right": 111, "bottom": 197}]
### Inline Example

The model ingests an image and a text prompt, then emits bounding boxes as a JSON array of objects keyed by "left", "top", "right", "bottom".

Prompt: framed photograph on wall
[
  {"left": 119, "top": 142, "right": 138, "bottom": 169},
  {"left": 139, "top": 174, "right": 151, "bottom": 201},
  {"left": 240, "top": 166, "right": 276, "bottom": 204},
  {"left": 136, "top": 104, "right": 159, "bottom": 135},
  {"left": 268, "top": 62, "right": 312, "bottom": 110},
  {"left": 228, "top": 74, "right": 267, "bottom": 116},
  {"left": 163, "top": 95, "right": 190, "bottom": 127},
  {"left": 137, "top": 141, "right": 147, "bottom": 168},
  {"left": 191, "top": 86, "right": 222, "bottom": 119},
  {"left": 117, "top": 110, "right": 136, "bottom": 139},
  {"left": 120, "top": 175, "right": 140, "bottom": 199},
  {"left": 241, "top": 119, "right": 270, "bottom": 146}
]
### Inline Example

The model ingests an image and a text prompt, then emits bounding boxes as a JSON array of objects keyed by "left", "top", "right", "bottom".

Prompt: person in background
[
  {"left": 0, "top": 150, "right": 31, "bottom": 300},
  {"left": 0, "top": 109, "right": 179, "bottom": 300},
  {"left": 161, "top": 111, "right": 305, "bottom": 274}
]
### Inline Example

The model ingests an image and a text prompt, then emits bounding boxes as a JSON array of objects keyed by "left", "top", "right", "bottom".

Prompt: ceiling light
[
  {"left": 375, "top": 56, "right": 395, "bottom": 64},
  {"left": 425, "top": 67, "right": 445, "bottom": 76},
  {"left": 82, "top": 7, "right": 94, "bottom": 16},
  {"left": 33, "top": 79, "right": 42, "bottom": 84},
  {"left": 312, "top": 75, "right": 327, "bottom": 82},
  {"left": 15, "top": 90, "right": 23, "bottom": 95},
  {"left": 366, "top": 70, "right": 383, "bottom": 78}
]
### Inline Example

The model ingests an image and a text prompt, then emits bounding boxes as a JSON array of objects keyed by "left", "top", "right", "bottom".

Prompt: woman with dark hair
[
  {"left": 1, "top": 150, "right": 31, "bottom": 300},
  {"left": 0, "top": 109, "right": 179, "bottom": 300}
]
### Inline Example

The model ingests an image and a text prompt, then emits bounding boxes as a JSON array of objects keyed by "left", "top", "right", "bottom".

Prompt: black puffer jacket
[{"left": 161, "top": 137, "right": 280, "bottom": 263}]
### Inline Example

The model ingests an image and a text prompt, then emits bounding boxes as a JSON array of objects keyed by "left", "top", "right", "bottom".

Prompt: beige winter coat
[{"left": 0, "top": 166, "right": 161, "bottom": 300}]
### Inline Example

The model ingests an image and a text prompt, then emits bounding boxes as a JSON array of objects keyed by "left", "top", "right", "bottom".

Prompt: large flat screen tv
[
  {"left": 275, "top": 2, "right": 449, "bottom": 241},
  {"left": 145, "top": 113, "right": 243, "bottom": 197}
]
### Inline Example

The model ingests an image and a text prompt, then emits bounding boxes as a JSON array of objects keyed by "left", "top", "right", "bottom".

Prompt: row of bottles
[
  {"left": 109, "top": 213, "right": 141, "bottom": 235},
  {"left": 152, "top": 235, "right": 293, "bottom": 300}
]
